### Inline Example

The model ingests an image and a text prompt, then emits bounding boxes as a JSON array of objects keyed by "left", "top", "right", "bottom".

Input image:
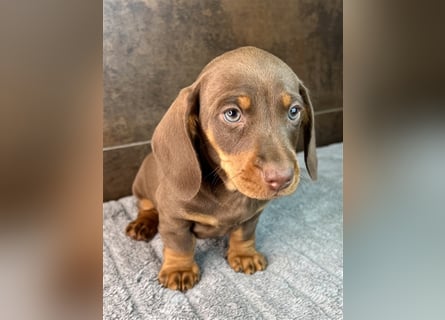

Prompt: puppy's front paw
[
  {"left": 158, "top": 263, "right": 200, "bottom": 292},
  {"left": 126, "top": 217, "right": 157, "bottom": 241},
  {"left": 227, "top": 251, "right": 267, "bottom": 275}
]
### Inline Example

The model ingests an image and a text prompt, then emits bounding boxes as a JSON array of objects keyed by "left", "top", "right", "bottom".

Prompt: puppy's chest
[{"left": 185, "top": 189, "right": 267, "bottom": 238}]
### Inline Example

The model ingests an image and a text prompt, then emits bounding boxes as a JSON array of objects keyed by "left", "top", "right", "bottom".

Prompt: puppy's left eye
[
  {"left": 224, "top": 108, "right": 242, "bottom": 123},
  {"left": 288, "top": 105, "right": 301, "bottom": 121}
]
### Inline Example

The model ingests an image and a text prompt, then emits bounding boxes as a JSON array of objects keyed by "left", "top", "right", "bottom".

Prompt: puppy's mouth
[
  {"left": 222, "top": 165, "right": 300, "bottom": 200},
  {"left": 202, "top": 130, "right": 300, "bottom": 199}
]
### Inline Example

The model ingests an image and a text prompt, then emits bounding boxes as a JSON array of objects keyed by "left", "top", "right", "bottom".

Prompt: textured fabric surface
[{"left": 103, "top": 143, "right": 343, "bottom": 319}]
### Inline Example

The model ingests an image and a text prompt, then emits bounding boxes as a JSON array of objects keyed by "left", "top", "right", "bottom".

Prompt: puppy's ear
[
  {"left": 299, "top": 83, "right": 318, "bottom": 180},
  {"left": 151, "top": 83, "right": 201, "bottom": 200}
]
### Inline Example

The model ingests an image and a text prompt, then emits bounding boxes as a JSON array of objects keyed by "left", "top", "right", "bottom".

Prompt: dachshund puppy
[{"left": 126, "top": 46, "right": 317, "bottom": 291}]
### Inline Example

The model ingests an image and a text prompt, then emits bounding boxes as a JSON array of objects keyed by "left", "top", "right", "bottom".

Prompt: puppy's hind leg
[{"left": 126, "top": 199, "right": 159, "bottom": 241}]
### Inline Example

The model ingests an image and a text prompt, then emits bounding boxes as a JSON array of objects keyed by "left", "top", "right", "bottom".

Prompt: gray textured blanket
[{"left": 103, "top": 143, "right": 343, "bottom": 319}]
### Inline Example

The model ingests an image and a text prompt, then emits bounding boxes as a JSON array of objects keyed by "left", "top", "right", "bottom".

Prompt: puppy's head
[{"left": 152, "top": 47, "right": 317, "bottom": 201}]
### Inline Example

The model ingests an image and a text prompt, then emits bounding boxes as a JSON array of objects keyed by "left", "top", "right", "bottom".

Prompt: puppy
[{"left": 126, "top": 46, "right": 317, "bottom": 291}]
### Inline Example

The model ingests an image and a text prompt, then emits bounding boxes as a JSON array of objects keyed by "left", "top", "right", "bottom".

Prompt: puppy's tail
[{"left": 126, "top": 199, "right": 159, "bottom": 242}]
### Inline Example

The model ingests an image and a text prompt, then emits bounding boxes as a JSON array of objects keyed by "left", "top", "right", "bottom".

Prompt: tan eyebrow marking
[
  {"left": 282, "top": 93, "right": 292, "bottom": 109},
  {"left": 237, "top": 95, "right": 251, "bottom": 110}
]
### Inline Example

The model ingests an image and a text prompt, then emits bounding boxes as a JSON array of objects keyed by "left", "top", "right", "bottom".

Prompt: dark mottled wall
[{"left": 104, "top": 0, "right": 342, "bottom": 200}]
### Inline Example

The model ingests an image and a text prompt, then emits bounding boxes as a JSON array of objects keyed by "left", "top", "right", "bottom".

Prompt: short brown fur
[{"left": 126, "top": 47, "right": 317, "bottom": 291}]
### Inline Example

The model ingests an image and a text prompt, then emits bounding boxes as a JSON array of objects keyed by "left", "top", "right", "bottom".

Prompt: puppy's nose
[{"left": 263, "top": 167, "right": 294, "bottom": 191}]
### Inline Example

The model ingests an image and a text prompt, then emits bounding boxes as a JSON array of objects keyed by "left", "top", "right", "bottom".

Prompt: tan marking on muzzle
[
  {"left": 205, "top": 130, "right": 256, "bottom": 190},
  {"left": 205, "top": 130, "right": 300, "bottom": 199}
]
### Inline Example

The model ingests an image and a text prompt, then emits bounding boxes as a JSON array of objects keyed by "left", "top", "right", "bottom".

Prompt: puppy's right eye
[
  {"left": 223, "top": 108, "right": 241, "bottom": 123},
  {"left": 288, "top": 105, "right": 302, "bottom": 121}
]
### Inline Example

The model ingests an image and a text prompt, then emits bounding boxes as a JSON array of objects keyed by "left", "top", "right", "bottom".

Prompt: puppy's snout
[{"left": 263, "top": 166, "right": 294, "bottom": 191}]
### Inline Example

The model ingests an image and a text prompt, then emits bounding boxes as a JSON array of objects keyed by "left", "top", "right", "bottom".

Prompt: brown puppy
[{"left": 126, "top": 46, "right": 317, "bottom": 291}]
